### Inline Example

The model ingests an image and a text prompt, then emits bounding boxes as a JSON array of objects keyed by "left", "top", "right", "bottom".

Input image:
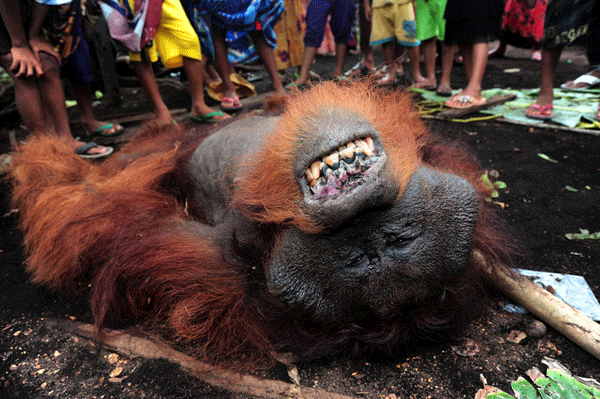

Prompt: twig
[
  {"left": 471, "top": 250, "right": 600, "bottom": 361},
  {"left": 45, "top": 319, "right": 354, "bottom": 399}
]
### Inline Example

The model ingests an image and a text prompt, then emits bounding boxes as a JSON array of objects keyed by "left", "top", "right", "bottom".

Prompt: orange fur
[{"left": 235, "top": 81, "right": 428, "bottom": 232}]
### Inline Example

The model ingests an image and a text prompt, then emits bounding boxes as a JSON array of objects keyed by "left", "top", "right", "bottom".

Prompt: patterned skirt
[{"left": 183, "top": 0, "right": 284, "bottom": 63}]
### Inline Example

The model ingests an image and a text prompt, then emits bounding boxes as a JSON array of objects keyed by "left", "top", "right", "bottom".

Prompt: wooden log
[
  {"left": 46, "top": 319, "right": 354, "bottom": 399},
  {"left": 471, "top": 250, "right": 600, "bottom": 361}
]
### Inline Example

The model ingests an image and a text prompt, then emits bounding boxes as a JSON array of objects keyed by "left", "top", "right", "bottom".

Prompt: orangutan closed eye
[{"left": 10, "top": 81, "right": 515, "bottom": 368}]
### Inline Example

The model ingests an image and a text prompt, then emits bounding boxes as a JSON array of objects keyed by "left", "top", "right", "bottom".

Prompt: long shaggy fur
[{"left": 10, "top": 83, "right": 517, "bottom": 368}]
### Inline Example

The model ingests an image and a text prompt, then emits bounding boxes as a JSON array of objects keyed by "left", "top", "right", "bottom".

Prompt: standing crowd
[{"left": 1, "top": 0, "right": 599, "bottom": 159}]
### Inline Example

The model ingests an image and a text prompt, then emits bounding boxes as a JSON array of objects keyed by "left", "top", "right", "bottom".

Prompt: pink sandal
[
  {"left": 525, "top": 103, "right": 553, "bottom": 120},
  {"left": 220, "top": 96, "right": 243, "bottom": 111}
]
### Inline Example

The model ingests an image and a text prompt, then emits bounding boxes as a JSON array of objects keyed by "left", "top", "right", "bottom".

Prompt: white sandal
[{"left": 560, "top": 73, "right": 600, "bottom": 90}]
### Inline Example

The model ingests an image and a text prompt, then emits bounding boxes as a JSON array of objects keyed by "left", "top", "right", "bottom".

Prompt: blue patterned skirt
[{"left": 183, "top": 0, "right": 284, "bottom": 64}]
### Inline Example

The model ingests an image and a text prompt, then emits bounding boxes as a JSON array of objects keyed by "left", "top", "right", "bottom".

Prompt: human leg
[
  {"left": 248, "top": 30, "right": 285, "bottom": 95},
  {"left": 294, "top": 0, "right": 329, "bottom": 86},
  {"left": 359, "top": 0, "right": 374, "bottom": 70},
  {"left": 68, "top": 80, "right": 124, "bottom": 136},
  {"left": 210, "top": 25, "right": 240, "bottom": 108},
  {"left": 525, "top": 47, "right": 562, "bottom": 119},
  {"left": 412, "top": 38, "right": 436, "bottom": 88},
  {"left": 333, "top": 42, "right": 348, "bottom": 78},
  {"left": 183, "top": 56, "right": 229, "bottom": 121},
  {"left": 445, "top": 42, "right": 488, "bottom": 108},
  {"left": 459, "top": 42, "right": 488, "bottom": 98},
  {"left": 376, "top": 41, "right": 397, "bottom": 85},
  {"left": 293, "top": 46, "right": 319, "bottom": 86},
  {"left": 436, "top": 43, "right": 455, "bottom": 96},
  {"left": 0, "top": 53, "right": 46, "bottom": 132},
  {"left": 132, "top": 60, "right": 175, "bottom": 126},
  {"left": 37, "top": 52, "right": 110, "bottom": 155}
]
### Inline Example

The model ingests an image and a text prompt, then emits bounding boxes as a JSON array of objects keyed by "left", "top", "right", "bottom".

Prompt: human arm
[
  {"left": 364, "top": 0, "right": 372, "bottom": 21},
  {"left": 0, "top": 1, "right": 43, "bottom": 77}
]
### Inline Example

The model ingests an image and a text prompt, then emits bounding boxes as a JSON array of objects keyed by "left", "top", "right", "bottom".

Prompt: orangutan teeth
[{"left": 305, "top": 137, "right": 379, "bottom": 196}]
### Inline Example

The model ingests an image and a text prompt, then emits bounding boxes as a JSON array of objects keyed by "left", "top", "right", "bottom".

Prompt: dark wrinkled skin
[{"left": 187, "top": 113, "right": 479, "bottom": 325}]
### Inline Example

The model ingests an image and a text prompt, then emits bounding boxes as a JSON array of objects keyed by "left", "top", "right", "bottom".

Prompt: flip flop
[
  {"left": 525, "top": 103, "right": 554, "bottom": 120},
  {"left": 75, "top": 142, "right": 114, "bottom": 159},
  {"left": 375, "top": 72, "right": 397, "bottom": 86},
  {"left": 189, "top": 111, "right": 226, "bottom": 124},
  {"left": 411, "top": 80, "right": 436, "bottom": 90},
  {"left": 344, "top": 60, "right": 376, "bottom": 77},
  {"left": 220, "top": 96, "right": 243, "bottom": 111},
  {"left": 435, "top": 86, "right": 453, "bottom": 97},
  {"left": 444, "top": 94, "right": 486, "bottom": 109},
  {"left": 89, "top": 123, "right": 125, "bottom": 137},
  {"left": 560, "top": 73, "right": 600, "bottom": 90}
]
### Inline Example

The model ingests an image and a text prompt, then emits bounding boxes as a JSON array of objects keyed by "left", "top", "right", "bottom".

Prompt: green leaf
[
  {"left": 494, "top": 181, "right": 507, "bottom": 190},
  {"left": 565, "top": 186, "right": 578, "bottom": 192},
  {"left": 565, "top": 229, "right": 600, "bottom": 240},
  {"left": 538, "top": 153, "right": 558, "bottom": 163},
  {"left": 511, "top": 378, "right": 540, "bottom": 398},
  {"left": 488, "top": 392, "right": 517, "bottom": 399},
  {"left": 480, "top": 173, "right": 495, "bottom": 191},
  {"left": 546, "top": 370, "right": 597, "bottom": 398}
]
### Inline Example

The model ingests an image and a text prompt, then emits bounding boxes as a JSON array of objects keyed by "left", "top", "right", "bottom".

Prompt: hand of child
[
  {"left": 29, "top": 37, "right": 61, "bottom": 64},
  {"left": 9, "top": 45, "right": 43, "bottom": 78}
]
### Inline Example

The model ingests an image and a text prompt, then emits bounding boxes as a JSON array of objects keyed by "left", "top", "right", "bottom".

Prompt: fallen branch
[
  {"left": 45, "top": 319, "right": 354, "bottom": 399},
  {"left": 471, "top": 250, "right": 600, "bottom": 361}
]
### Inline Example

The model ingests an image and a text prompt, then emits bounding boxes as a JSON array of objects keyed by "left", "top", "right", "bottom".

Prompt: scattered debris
[
  {"left": 451, "top": 338, "right": 480, "bottom": 357},
  {"left": 475, "top": 359, "right": 600, "bottom": 399},
  {"left": 506, "top": 330, "right": 527, "bottom": 344}
]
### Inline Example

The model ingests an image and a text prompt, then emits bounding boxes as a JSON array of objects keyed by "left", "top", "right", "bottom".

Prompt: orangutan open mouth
[{"left": 305, "top": 137, "right": 381, "bottom": 197}]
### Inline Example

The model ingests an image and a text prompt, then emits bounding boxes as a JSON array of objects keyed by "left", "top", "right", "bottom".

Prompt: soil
[{"left": 1, "top": 44, "right": 599, "bottom": 399}]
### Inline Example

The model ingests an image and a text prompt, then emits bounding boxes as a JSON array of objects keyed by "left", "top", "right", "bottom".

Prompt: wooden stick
[
  {"left": 45, "top": 319, "right": 354, "bottom": 399},
  {"left": 471, "top": 250, "right": 600, "bottom": 360}
]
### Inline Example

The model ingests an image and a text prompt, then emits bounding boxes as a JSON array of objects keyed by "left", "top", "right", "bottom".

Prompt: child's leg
[
  {"left": 248, "top": 31, "right": 285, "bottom": 94},
  {"left": 210, "top": 25, "right": 238, "bottom": 102},
  {"left": 460, "top": 44, "right": 473, "bottom": 82},
  {"left": 358, "top": 0, "right": 374, "bottom": 69},
  {"left": 421, "top": 38, "right": 437, "bottom": 86},
  {"left": 132, "top": 60, "right": 174, "bottom": 125},
  {"left": 183, "top": 56, "right": 229, "bottom": 120},
  {"left": 536, "top": 48, "right": 562, "bottom": 106},
  {"left": 294, "top": 0, "right": 329, "bottom": 85},
  {"left": 406, "top": 45, "right": 425, "bottom": 83},
  {"left": 461, "top": 42, "right": 488, "bottom": 98},
  {"left": 333, "top": 42, "right": 348, "bottom": 77},
  {"left": 437, "top": 43, "right": 455, "bottom": 94},
  {"left": 68, "top": 80, "right": 123, "bottom": 135},
  {"left": 37, "top": 52, "right": 109, "bottom": 154},
  {"left": 295, "top": 46, "right": 319, "bottom": 85},
  {"left": 376, "top": 41, "right": 398, "bottom": 85},
  {"left": 0, "top": 53, "right": 46, "bottom": 132}
]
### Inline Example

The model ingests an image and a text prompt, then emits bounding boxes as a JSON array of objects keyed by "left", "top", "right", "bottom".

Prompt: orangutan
[{"left": 10, "top": 82, "right": 515, "bottom": 368}]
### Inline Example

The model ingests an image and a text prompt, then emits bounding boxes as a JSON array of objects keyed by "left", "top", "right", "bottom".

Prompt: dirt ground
[{"left": 1, "top": 44, "right": 599, "bottom": 399}]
